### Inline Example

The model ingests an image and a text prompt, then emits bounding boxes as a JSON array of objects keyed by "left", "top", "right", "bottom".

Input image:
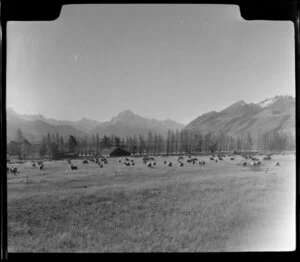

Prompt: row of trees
[
  {"left": 259, "top": 129, "right": 295, "bottom": 152},
  {"left": 7, "top": 128, "right": 295, "bottom": 160},
  {"left": 7, "top": 129, "right": 32, "bottom": 159}
]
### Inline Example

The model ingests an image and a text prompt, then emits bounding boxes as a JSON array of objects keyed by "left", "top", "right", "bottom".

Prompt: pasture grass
[{"left": 7, "top": 154, "right": 295, "bottom": 252}]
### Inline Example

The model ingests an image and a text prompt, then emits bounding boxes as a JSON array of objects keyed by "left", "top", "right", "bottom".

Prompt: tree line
[{"left": 7, "top": 128, "right": 295, "bottom": 159}]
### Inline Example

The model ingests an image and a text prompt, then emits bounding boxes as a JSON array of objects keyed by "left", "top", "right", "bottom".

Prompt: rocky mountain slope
[{"left": 185, "top": 95, "right": 295, "bottom": 142}]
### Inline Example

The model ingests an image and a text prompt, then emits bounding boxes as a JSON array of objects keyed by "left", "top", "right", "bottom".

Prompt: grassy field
[{"left": 7, "top": 154, "right": 295, "bottom": 252}]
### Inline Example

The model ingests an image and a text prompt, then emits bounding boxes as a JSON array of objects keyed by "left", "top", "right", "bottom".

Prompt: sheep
[
  {"left": 263, "top": 154, "right": 272, "bottom": 160},
  {"left": 188, "top": 157, "right": 197, "bottom": 162},
  {"left": 251, "top": 161, "right": 261, "bottom": 167},
  {"left": 71, "top": 164, "right": 78, "bottom": 170},
  {"left": 10, "top": 167, "right": 17, "bottom": 175},
  {"left": 100, "top": 158, "right": 107, "bottom": 163}
]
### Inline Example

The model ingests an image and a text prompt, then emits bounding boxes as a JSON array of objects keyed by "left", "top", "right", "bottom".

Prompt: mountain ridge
[
  {"left": 184, "top": 95, "right": 295, "bottom": 143},
  {"left": 7, "top": 95, "right": 295, "bottom": 144},
  {"left": 7, "top": 108, "right": 185, "bottom": 142}
]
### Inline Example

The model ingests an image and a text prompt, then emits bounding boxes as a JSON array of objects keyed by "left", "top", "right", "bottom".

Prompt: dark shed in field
[
  {"left": 101, "top": 147, "right": 131, "bottom": 157},
  {"left": 55, "top": 152, "right": 79, "bottom": 160}
]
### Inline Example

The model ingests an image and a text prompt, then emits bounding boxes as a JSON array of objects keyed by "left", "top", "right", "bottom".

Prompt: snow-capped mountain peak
[{"left": 258, "top": 97, "right": 277, "bottom": 108}]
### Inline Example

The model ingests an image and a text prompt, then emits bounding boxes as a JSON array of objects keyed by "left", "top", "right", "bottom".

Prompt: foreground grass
[{"left": 7, "top": 155, "right": 295, "bottom": 252}]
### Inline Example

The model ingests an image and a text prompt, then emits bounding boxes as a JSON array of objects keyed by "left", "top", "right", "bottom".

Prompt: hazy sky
[{"left": 7, "top": 4, "right": 295, "bottom": 124}]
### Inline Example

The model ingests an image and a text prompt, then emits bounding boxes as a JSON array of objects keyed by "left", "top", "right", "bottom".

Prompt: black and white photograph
[{"left": 4, "top": 3, "right": 296, "bottom": 253}]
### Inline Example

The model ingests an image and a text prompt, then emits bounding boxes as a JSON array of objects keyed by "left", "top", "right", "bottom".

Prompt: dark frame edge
[
  {"left": 0, "top": 0, "right": 298, "bottom": 22},
  {"left": 1, "top": 17, "right": 8, "bottom": 261},
  {"left": 0, "top": 0, "right": 298, "bottom": 258}
]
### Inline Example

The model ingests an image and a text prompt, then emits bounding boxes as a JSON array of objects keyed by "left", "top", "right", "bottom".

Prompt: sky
[{"left": 7, "top": 4, "right": 295, "bottom": 125}]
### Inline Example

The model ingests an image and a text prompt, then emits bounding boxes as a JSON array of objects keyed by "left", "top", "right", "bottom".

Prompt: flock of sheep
[
  {"left": 140, "top": 153, "right": 280, "bottom": 169},
  {"left": 68, "top": 157, "right": 108, "bottom": 170},
  {"left": 7, "top": 152, "right": 281, "bottom": 176},
  {"left": 7, "top": 160, "right": 44, "bottom": 176}
]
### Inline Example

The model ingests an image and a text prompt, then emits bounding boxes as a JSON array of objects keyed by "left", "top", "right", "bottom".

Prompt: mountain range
[
  {"left": 185, "top": 95, "right": 295, "bottom": 142},
  {"left": 7, "top": 95, "right": 295, "bottom": 144},
  {"left": 6, "top": 108, "right": 185, "bottom": 142}
]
